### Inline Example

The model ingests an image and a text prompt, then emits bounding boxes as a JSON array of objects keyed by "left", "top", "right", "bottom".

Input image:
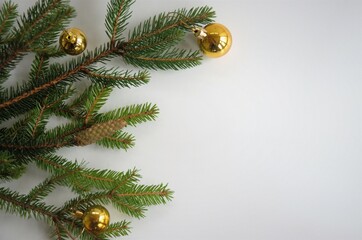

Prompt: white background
[{"left": 1, "top": 0, "right": 362, "bottom": 239}]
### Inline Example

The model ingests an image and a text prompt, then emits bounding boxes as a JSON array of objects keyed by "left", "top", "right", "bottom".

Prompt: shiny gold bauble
[
  {"left": 196, "top": 23, "right": 232, "bottom": 58},
  {"left": 82, "top": 205, "right": 110, "bottom": 234},
  {"left": 59, "top": 28, "right": 87, "bottom": 55}
]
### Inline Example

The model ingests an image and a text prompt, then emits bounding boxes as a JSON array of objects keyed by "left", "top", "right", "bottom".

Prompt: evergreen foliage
[{"left": 0, "top": 0, "right": 215, "bottom": 239}]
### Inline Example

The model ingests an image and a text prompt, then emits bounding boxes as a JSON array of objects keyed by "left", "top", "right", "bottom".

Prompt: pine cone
[{"left": 75, "top": 119, "right": 127, "bottom": 146}]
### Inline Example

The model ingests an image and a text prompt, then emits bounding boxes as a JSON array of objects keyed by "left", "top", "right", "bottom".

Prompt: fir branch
[
  {"left": 0, "top": 113, "right": 78, "bottom": 155},
  {"left": 0, "top": 187, "right": 88, "bottom": 240},
  {"left": 124, "top": 48, "right": 202, "bottom": 70},
  {"left": 0, "top": 43, "right": 117, "bottom": 122},
  {"left": 35, "top": 155, "right": 93, "bottom": 193},
  {"left": 115, "top": 184, "right": 173, "bottom": 206},
  {"left": 105, "top": 0, "right": 134, "bottom": 43},
  {"left": 0, "top": 1, "right": 18, "bottom": 40},
  {"left": 110, "top": 182, "right": 172, "bottom": 218},
  {"left": 121, "top": 6, "right": 215, "bottom": 70},
  {"left": 96, "top": 131, "right": 135, "bottom": 150},
  {"left": 124, "top": 13, "right": 184, "bottom": 56},
  {"left": 0, "top": 41, "right": 25, "bottom": 87},
  {"left": 29, "top": 54, "right": 49, "bottom": 82},
  {"left": 0, "top": 108, "right": 49, "bottom": 146},
  {"left": 124, "top": 28, "right": 184, "bottom": 55},
  {"left": 0, "top": 87, "right": 73, "bottom": 147},
  {"left": 0, "top": 151, "right": 25, "bottom": 180},
  {"left": 98, "top": 221, "right": 131, "bottom": 238},
  {"left": 125, "top": 6, "right": 215, "bottom": 48},
  {"left": 26, "top": 6, "right": 75, "bottom": 50},
  {"left": 82, "top": 85, "right": 112, "bottom": 124},
  {"left": 0, "top": 5, "right": 213, "bottom": 121},
  {"left": 71, "top": 167, "right": 140, "bottom": 194},
  {"left": 54, "top": 167, "right": 172, "bottom": 218},
  {"left": 112, "top": 198, "right": 146, "bottom": 218},
  {"left": 59, "top": 183, "right": 172, "bottom": 219},
  {"left": 42, "top": 121, "right": 86, "bottom": 146},
  {"left": 35, "top": 155, "right": 141, "bottom": 192},
  {"left": 56, "top": 87, "right": 93, "bottom": 121},
  {"left": 26, "top": 176, "right": 61, "bottom": 203},
  {"left": 52, "top": 221, "right": 68, "bottom": 240},
  {"left": 0, "top": 0, "right": 75, "bottom": 88},
  {"left": 0, "top": 187, "right": 58, "bottom": 221},
  {"left": 83, "top": 67, "right": 150, "bottom": 89},
  {"left": 31, "top": 102, "right": 47, "bottom": 138},
  {"left": 110, "top": 168, "right": 141, "bottom": 194},
  {"left": 34, "top": 155, "right": 74, "bottom": 173},
  {"left": 53, "top": 220, "right": 78, "bottom": 240},
  {"left": 31, "top": 45, "right": 66, "bottom": 58},
  {"left": 14, "top": 0, "right": 62, "bottom": 37},
  {"left": 0, "top": 141, "right": 70, "bottom": 153},
  {"left": 0, "top": 47, "right": 111, "bottom": 109},
  {"left": 44, "top": 86, "right": 75, "bottom": 110},
  {"left": 59, "top": 192, "right": 111, "bottom": 215},
  {"left": 93, "top": 103, "right": 159, "bottom": 127},
  {"left": 27, "top": 167, "right": 82, "bottom": 203},
  {"left": 14, "top": 0, "right": 75, "bottom": 47}
]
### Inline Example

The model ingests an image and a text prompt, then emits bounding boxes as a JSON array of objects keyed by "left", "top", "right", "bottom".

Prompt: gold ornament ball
[
  {"left": 82, "top": 205, "right": 110, "bottom": 234},
  {"left": 59, "top": 28, "right": 87, "bottom": 55},
  {"left": 197, "top": 23, "right": 232, "bottom": 58}
]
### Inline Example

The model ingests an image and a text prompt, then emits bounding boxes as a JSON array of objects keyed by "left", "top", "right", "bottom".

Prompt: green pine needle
[
  {"left": 0, "top": 187, "right": 59, "bottom": 222},
  {"left": 29, "top": 54, "right": 50, "bottom": 82},
  {"left": 0, "top": 1, "right": 18, "bottom": 42},
  {"left": 84, "top": 67, "right": 150, "bottom": 88},
  {"left": 81, "top": 85, "right": 113, "bottom": 124},
  {"left": 126, "top": 6, "right": 215, "bottom": 49},
  {"left": 0, "top": 151, "right": 25, "bottom": 181},
  {"left": 124, "top": 48, "right": 202, "bottom": 70},
  {"left": 96, "top": 131, "right": 135, "bottom": 150},
  {"left": 14, "top": 0, "right": 76, "bottom": 47},
  {"left": 94, "top": 103, "right": 159, "bottom": 127},
  {"left": 105, "top": 0, "right": 134, "bottom": 43},
  {"left": 98, "top": 221, "right": 131, "bottom": 238},
  {"left": 121, "top": 6, "right": 215, "bottom": 70}
]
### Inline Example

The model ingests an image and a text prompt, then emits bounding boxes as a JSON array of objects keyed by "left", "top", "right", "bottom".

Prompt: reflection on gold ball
[
  {"left": 82, "top": 205, "right": 110, "bottom": 234},
  {"left": 59, "top": 28, "right": 87, "bottom": 55},
  {"left": 198, "top": 23, "right": 232, "bottom": 58}
]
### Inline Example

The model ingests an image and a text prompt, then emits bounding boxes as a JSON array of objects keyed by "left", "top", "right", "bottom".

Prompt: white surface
[{"left": 1, "top": 0, "right": 362, "bottom": 239}]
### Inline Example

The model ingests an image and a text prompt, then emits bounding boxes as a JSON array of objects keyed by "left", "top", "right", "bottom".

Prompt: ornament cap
[
  {"left": 193, "top": 27, "right": 208, "bottom": 39},
  {"left": 73, "top": 210, "right": 84, "bottom": 219}
]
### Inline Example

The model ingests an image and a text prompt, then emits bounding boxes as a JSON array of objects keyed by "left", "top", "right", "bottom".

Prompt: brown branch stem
[
  {"left": 116, "top": 191, "right": 170, "bottom": 197},
  {"left": 84, "top": 86, "right": 106, "bottom": 124},
  {"left": 35, "top": 156, "right": 116, "bottom": 183},
  {"left": 110, "top": 0, "right": 125, "bottom": 45},
  {"left": 110, "top": 169, "right": 138, "bottom": 195},
  {"left": 0, "top": 0, "right": 61, "bottom": 72},
  {"left": 125, "top": 11, "right": 211, "bottom": 47},
  {"left": 0, "top": 191, "right": 56, "bottom": 218},
  {"left": 0, "top": 47, "right": 115, "bottom": 109},
  {"left": 0, "top": 142, "right": 69, "bottom": 151},
  {"left": 32, "top": 104, "right": 46, "bottom": 138},
  {"left": 0, "top": 4, "right": 16, "bottom": 34},
  {"left": 126, "top": 54, "right": 199, "bottom": 62}
]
